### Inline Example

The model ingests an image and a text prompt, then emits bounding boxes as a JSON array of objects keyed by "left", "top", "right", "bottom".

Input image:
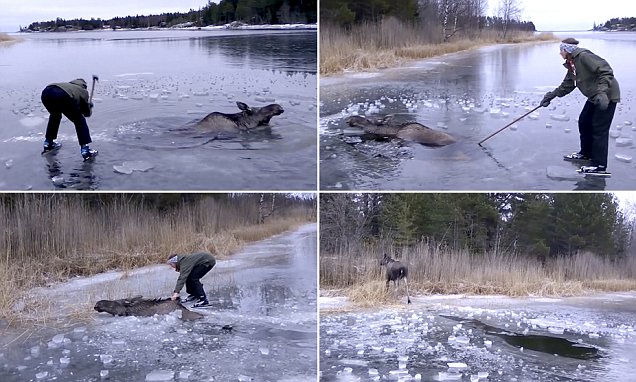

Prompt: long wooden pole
[{"left": 478, "top": 105, "right": 542, "bottom": 146}]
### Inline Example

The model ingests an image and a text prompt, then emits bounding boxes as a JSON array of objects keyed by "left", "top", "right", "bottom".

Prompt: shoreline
[
  {"left": 320, "top": 35, "right": 558, "bottom": 77},
  {"left": 319, "top": 290, "right": 636, "bottom": 314},
  {"left": 14, "top": 23, "right": 317, "bottom": 34}
]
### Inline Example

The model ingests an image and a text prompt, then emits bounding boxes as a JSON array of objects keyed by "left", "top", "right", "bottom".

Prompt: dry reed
[
  {"left": 0, "top": 33, "right": 20, "bottom": 44},
  {"left": 321, "top": 241, "right": 636, "bottom": 303},
  {"left": 321, "top": 20, "right": 557, "bottom": 75},
  {"left": 0, "top": 194, "right": 314, "bottom": 321}
]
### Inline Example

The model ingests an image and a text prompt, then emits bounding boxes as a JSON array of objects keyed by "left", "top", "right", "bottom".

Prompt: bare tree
[
  {"left": 497, "top": 0, "right": 522, "bottom": 38},
  {"left": 258, "top": 193, "right": 276, "bottom": 224}
]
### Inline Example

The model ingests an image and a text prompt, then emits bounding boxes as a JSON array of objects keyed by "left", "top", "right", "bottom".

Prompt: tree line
[
  {"left": 593, "top": 17, "right": 636, "bottom": 31},
  {"left": 0, "top": 193, "right": 315, "bottom": 223},
  {"left": 320, "top": 193, "right": 633, "bottom": 260},
  {"left": 321, "top": 0, "right": 535, "bottom": 40},
  {"left": 24, "top": 0, "right": 317, "bottom": 32}
]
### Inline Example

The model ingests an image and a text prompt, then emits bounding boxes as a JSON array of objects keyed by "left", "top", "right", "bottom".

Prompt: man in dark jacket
[
  {"left": 41, "top": 79, "right": 98, "bottom": 160},
  {"left": 168, "top": 252, "right": 216, "bottom": 307},
  {"left": 541, "top": 38, "right": 620, "bottom": 177}
]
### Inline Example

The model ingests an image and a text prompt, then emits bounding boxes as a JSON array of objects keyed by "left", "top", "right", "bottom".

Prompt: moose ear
[{"left": 236, "top": 102, "right": 249, "bottom": 111}]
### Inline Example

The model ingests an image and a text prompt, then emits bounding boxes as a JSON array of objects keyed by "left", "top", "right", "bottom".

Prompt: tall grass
[
  {"left": 321, "top": 240, "right": 636, "bottom": 300},
  {"left": 321, "top": 20, "right": 557, "bottom": 75},
  {"left": 0, "top": 33, "right": 19, "bottom": 43},
  {"left": 0, "top": 194, "right": 314, "bottom": 319}
]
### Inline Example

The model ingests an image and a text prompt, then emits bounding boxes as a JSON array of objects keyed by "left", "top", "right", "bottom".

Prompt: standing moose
[{"left": 380, "top": 253, "right": 412, "bottom": 304}]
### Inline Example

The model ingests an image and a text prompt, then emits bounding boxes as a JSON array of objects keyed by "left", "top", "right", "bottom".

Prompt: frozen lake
[
  {"left": 0, "top": 29, "right": 317, "bottom": 190},
  {"left": 320, "top": 293, "right": 636, "bottom": 382},
  {"left": 320, "top": 32, "right": 636, "bottom": 191},
  {"left": 0, "top": 224, "right": 317, "bottom": 381}
]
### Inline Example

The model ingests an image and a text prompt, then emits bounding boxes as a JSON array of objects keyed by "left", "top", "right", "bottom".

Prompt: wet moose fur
[
  {"left": 380, "top": 254, "right": 412, "bottom": 304},
  {"left": 345, "top": 115, "right": 455, "bottom": 147},
  {"left": 94, "top": 296, "right": 203, "bottom": 320},
  {"left": 196, "top": 101, "right": 284, "bottom": 132}
]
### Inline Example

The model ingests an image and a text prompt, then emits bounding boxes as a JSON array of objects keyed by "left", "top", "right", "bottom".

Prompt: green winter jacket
[
  {"left": 551, "top": 48, "right": 620, "bottom": 103},
  {"left": 51, "top": 79, "right": 93, "bottom": 117},
  {"left": 173, "top": 252, "right": 216, "bottom": 293}
]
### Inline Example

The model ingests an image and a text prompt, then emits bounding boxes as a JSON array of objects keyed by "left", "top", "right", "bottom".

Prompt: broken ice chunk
[
  {"left": 615, "top": 154, "right": 632, "bottom": 163},
  {"left": 616, "top": 138, "right": 633, "bottom": 147},
  {"left": 438, "top": 371, "right": 462, "bottom": 380},
  {"left": 447, "top": 362, "right": 468, "bottom": 370},
  {"left": 550, "top": 114, "right": 570, "bottom": 122},
  {"left": 145, "top": 370, "right": 175, "bottom": 381}
]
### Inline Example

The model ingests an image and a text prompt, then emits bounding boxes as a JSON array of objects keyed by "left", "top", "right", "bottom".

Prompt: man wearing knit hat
[
  {"left": 41, "top": 79, "right": 98, "bottom": 161},
  {"left": 541, "top": 38, "right": 620, "bottom": 177},
  {"left": 167, "top": 252, "right": 216, "bottom": 308}
]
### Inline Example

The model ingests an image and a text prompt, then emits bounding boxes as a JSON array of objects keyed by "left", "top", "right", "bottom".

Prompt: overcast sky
[
  {"left": 0, "top": 0, "right": 212, "bottom": 32},
  {"left": 1, "top": 0, "right": 635, "bottom": 32},
  {"left": 489, "top": 0, "right": 636, "bottom": 31}
]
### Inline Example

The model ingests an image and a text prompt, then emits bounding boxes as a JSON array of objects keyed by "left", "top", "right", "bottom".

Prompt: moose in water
[
  {"left": 345, "top": 114, "right": 456, "bottom": 147},
  {"left": 94, "top": 296, "right": 203, "bottom": 320},
  {"left": 380, "top": 253, "right": 412, "bottom": 304},
  {"left": 196, "top": 101, "right": 284, "bottom": 132}
]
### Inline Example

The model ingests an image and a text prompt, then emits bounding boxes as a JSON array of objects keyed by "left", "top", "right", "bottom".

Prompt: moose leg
[{"left": 403, "top": 278, "right": 412, "bottom": 304}]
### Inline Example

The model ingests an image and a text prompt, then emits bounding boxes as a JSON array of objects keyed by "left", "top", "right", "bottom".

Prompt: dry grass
[
  {"left": 0, "top": 195, "right": 314, "bottom": 322},
  {"left": 321, "top": 241, "right": 636, "bottom": 304},
  {"left": 321, "top": 20, "right": 557, "bottom": 75},
  {"left": 0, "top": 33, "right": 20, "bottom": 44}
]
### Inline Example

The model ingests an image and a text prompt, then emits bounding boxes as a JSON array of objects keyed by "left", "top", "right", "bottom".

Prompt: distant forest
[
  {"left": 321, "top": 193, "right": 633, "bottom": 260},
  {"left": 593, "top": 17, "right": 636, "bottom": 31},
  {"left": 321, "top": 0, "right": 536, "bottom": 35},
  {"left": 24, "top": 0, "right": 317, "bottom": 32}
]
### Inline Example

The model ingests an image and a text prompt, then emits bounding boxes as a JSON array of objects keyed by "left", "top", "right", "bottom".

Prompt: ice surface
[
  {"left": 546, "top": 166, "right": 581, "bottom": 181},
  {"left": 18, "top": 116, "right": 45, "bottom": 127},
  {"left": 36, "top": 371, "right": 48, "bottom": 379}
]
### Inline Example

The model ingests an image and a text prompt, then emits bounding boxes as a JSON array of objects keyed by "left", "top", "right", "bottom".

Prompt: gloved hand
[
  {"left": 541, "top": 92, "right": 555, "bottom": 107},
  {"left": 89, "top": 102, "right": 94, "bottom": 109},
  {"left": 593, "top": 92, "right": 609, "bottom": 111}
]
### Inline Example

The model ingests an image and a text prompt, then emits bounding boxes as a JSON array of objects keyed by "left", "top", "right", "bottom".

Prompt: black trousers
[
  {"left": 578, "top": 100, "right": 616, "bottom": 168},
  {"left": 185, "top": 263, "right": 214, "bottom": 300},
  {"left": 41, "top": 85, "right": 92, "bottom": 146}
]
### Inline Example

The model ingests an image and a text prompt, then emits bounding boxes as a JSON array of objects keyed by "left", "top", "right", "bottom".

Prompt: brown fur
[
  {"left": 345, "top": 115, "right": 456, "bottom": 147},
  {"left": 94, "top": 296, "right": 203, "bottom": 320},
  {"left": 196, "top": 101, "right": 284, "bottom": 132}
]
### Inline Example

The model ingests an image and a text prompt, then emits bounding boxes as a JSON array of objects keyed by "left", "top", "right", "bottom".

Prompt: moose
[
  {"left": 196, "top": 101, "right": 284, "bottom": 132},
  {"left": 345, "top": 115, "right": 456, "bottom": 147},
  {"left": 380, "top": 253, "right": 412, "bottom": 304},
  {"left": 94, "top": 296, "right": 203, "bottom": 320}
]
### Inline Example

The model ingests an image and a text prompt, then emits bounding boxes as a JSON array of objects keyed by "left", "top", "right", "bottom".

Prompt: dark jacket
[
  {"left": 173, "top": 252, "right": 216, "bottom": 293},
  {"left": 52, "top": 79, "right": 93, "bottom": 117},
  {"left": 552, "top": 48, "right": 620, "bottom": 103}
]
